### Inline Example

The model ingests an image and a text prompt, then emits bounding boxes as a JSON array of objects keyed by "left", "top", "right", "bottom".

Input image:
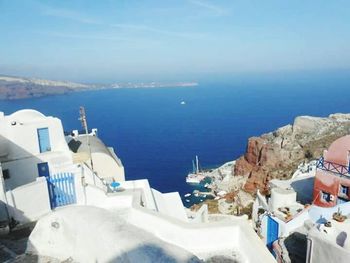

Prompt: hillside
[
  {"left": 193, "top": 113, "right": 350, "bottom": 216},
  {"left": 234, "top": 113, "right": 350, "bottom": 194},
  {"left": 0, "top": 75, "right": 198, "bottom": 100},
  {"left": 0, "top": 75, "right": 92, "bottom": 100}
]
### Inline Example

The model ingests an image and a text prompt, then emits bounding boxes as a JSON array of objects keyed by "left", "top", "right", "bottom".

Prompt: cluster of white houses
[
  {"left": 253, "top": 135, "right": 350, "bottom": 262},
  {"left": 4, "top": 109, "right": 350, "bottom": 262},
  {"left": 0, "top": 109, "right": 274, "bottom": 262}
]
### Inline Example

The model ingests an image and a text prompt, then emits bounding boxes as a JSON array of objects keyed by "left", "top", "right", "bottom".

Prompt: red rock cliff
[{"left": 234, "top": 114, "right": 350, "bottom": 194}]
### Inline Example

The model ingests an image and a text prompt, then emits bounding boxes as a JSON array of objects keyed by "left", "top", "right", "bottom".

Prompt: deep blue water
[{"left": 1, "top": 74, "right": 350, "bottom": 205}]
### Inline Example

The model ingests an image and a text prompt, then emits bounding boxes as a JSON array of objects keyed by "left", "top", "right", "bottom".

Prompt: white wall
[
  {"left": 309, "top": 202, "right": 350, "bottom": 223},
  {"left": 5, "top": 177, "right": 51, "bottom": 223},
  {"left": 0, "top": 110, "right": 74, "bottom": 189},
  {"left": 107, "top": 147, "right": 125, "bottom": 181},
  {"left": 260, "top": 214, "right": 269, "bottom": 243},
  {"left": 73, "top": 165, "right": 157, "bottom": 212},
  {"left": 283, "top": 210, "right": 310, "bottom": 236},
  {"left": 0, "top": 167, "right": 9, "bottom": 223},
  {"left": 151, "top": 189, "right": 188, "bottom": 222},
  {"left": 92, "top": 152, "right": 125, "bottom": 182},
  {"left": 2, "top": 157, "right": 39, "bottom": 190},
  {"left": 190, "top": 204, "right": 209, "bottom": 223},
  {"left": 83, "top": 186, "right": 134, "bottom": 210},
  {"left": 307, "top": 228, "right": 350, "bottom": 263},
  {"left": 28, "top": 206, "right": 200, "bottom": 263},
  {"left": 273, "top": 210, "right": 310, "bottom": 238},
  {"left": 129, "top": 207, "right": 275, "bottom": 262},
  {"left": 0, "top": 110, "right": 69, "bottom": 159},
  {"left": 2, "top": 152, "right": 73, "bottom": 190},
  {"left": 75, "top": 184, "right": 274, "bottom": 262},
  {"left": 120, "top": 180, "right": 157, "bottom": 210},
  {"left": 261, "top": 209, "right": 311, "bottom": 242},
  {"left": 269, "top": 188, "right": 297, "bottom": 211}
]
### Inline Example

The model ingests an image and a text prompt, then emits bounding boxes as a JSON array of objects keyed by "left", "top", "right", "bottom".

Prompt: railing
[
  {"left": 81, "top": 162, "right": 114, "bottom": 193},
  {"left": 316, "top": 157, "right": 350, "bottom": 177}
]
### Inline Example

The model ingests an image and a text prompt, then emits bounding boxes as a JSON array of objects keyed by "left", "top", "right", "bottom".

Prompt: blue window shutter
[{"left": 37, "top": 162, "right": 50, "bottom": 177}]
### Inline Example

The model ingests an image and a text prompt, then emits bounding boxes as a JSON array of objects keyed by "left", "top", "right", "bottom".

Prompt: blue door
[
  {"left": 37, "top": 128, "right": 51, "bottom": 153},
  {"left": 37, "top": 162, "right": 50, "bottom": 177},
  {"left": 267, "top": 216, "right": 279, "bottom": 248}
]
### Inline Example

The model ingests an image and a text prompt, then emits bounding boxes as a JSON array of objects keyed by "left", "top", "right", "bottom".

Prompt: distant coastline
[
  {"left": 110, "top": 82, "right": 198, "bottom": 89},
  {"left": 0, "top": 75, "right": 198, "bottom": 100}
]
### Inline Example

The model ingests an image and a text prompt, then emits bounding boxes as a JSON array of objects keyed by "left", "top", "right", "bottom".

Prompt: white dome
[{"left": 9, "top": 109, "right": 46, "bottom": 121}]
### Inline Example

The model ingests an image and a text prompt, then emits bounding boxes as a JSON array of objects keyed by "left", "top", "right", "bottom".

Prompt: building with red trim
[{"left": 313, "top": 135, "right": 350, "bottom": 207}]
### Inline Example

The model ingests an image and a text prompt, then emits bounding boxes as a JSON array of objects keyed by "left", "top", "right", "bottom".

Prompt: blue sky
[{"left": 0, "top": 0, "right": 349, "bottom": 82}]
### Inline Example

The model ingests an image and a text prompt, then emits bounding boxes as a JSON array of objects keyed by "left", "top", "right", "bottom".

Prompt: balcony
[{"left": 316, "top": 157, "right": 350, "bottom": 177}]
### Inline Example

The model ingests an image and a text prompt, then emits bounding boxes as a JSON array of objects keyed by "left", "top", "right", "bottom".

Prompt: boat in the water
[
  {"left": 186, "top": 155, "right": 207, "bottom": 184},
  {"left": 184, "top": 193, "right": 191, "bottom": 197}
]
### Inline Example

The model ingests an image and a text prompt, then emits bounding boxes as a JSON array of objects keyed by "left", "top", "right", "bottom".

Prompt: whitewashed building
[
  {"left": 0, "top": 109, "right": 126, "bottom": 224},
  {"left": 0, "top": 109, "right": 72, "bottom": 189},
  {"left": 0, "top": 109, "right": 75, "bottom": 224},
  {"left": 0, "top": 109, "right": 275, "bottom": 262}
]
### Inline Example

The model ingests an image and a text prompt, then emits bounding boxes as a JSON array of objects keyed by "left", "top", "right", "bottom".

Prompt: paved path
[{"left": 0, "top": 223, "right": 61, "bottom": 263}]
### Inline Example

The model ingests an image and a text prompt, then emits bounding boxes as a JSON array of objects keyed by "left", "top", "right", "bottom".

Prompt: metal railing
[{"left": 316, "top": 157, "right": 350, "bottom": 176}]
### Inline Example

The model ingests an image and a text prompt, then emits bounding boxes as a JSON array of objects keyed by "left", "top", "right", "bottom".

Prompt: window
[
  {"left": 339, "top": 185, "right": 349, "bottom": 196},
  {"left": 37, "top": 128, "right": 51, "bottom": 153},
  {"left": 2, "top": 169, "right": 10, "bottom": 180},
  {"left": 321, "top": 191, "right": 331, "bottom": 202}
]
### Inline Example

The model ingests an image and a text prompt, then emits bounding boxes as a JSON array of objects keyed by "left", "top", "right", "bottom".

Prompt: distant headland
[{"left": 0, "top": 75, "right": 198, "bottom": 100}]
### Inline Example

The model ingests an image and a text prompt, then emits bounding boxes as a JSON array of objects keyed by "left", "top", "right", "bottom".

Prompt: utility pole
[{"left": 79, "top": 107, "right": 95, "bottom": 174}]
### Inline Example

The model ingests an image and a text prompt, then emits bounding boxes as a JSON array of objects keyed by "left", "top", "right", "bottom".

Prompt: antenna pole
[{"left": 79, "top": 107, "right": 95, "bottom": 173}]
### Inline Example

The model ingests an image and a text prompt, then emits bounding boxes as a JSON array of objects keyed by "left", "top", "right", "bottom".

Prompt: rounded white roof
[{"left": 9, "top": 109, "right": 46, "bottom": 121}]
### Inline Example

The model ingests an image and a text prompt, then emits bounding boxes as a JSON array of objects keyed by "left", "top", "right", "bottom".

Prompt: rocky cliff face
[{"left": 234, "top": 114, "right": 350, "bottom": 194}]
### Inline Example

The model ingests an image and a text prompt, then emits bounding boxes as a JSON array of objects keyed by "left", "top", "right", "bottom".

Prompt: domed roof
[
  {"left": 324, "top": 135, "right": 350, "bottom": 166},
  {"left": 10, "top": 109, "right": 46, "bottom": 121}
]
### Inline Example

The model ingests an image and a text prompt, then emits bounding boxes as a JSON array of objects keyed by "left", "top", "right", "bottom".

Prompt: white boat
[
  {"left": 181, "top": 101, "right": 186, "bottom": 105},
  {"left": 184, "top": 193, "right": 191, "bottom": 197},
  {"left": 186, "top": 155, "right": 207, "bottom": 184}
]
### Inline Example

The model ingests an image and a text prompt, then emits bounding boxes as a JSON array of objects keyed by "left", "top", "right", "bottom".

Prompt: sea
[{"left": 1, "top": 72, "right": 350, "bottom": 207}]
